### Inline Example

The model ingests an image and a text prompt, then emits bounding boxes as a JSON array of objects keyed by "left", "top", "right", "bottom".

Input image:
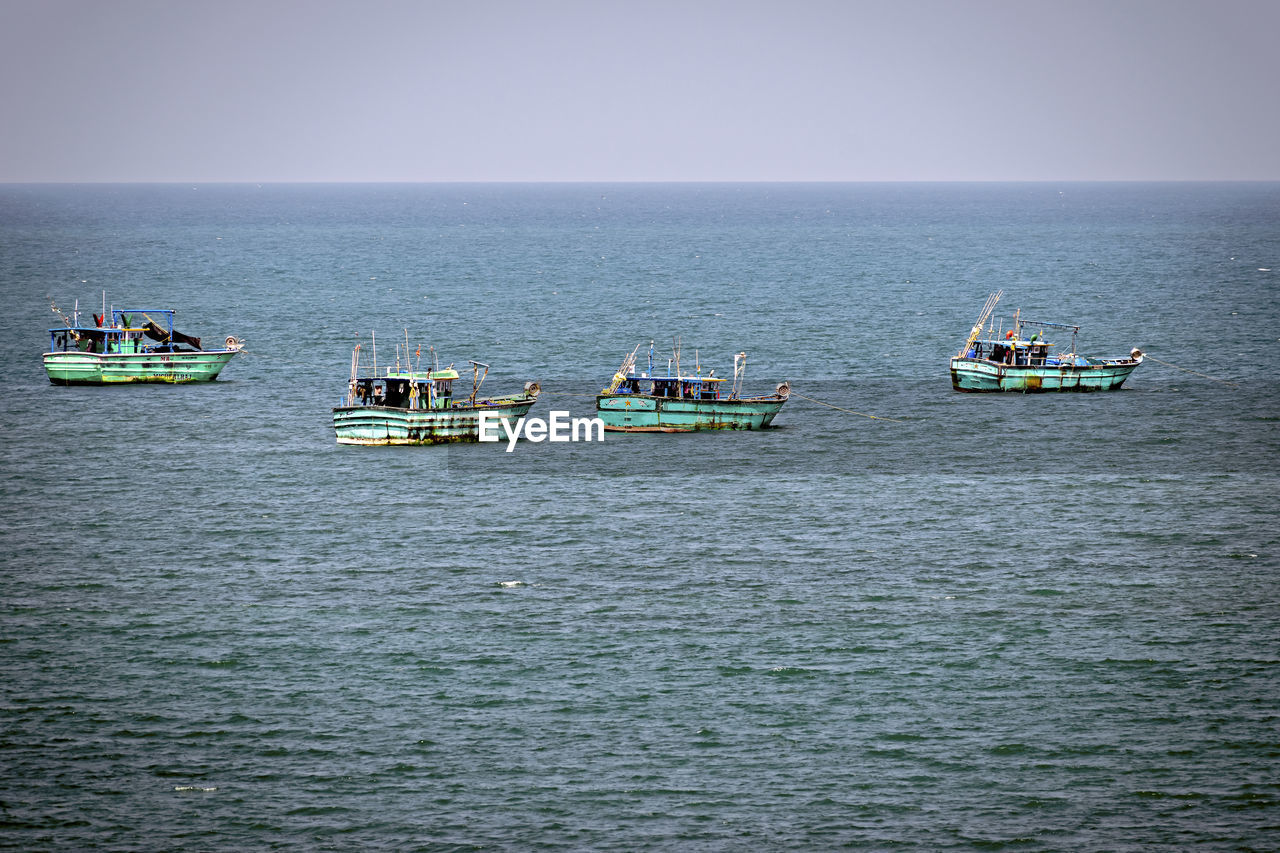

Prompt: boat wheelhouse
[
  {"left": 950, "top": 291, "right": 1143, "bottom": 392},
  {"left": 596, "top": 341, "right": 789, "bottom": 432}
]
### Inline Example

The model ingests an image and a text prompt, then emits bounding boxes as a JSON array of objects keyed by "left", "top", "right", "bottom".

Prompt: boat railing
[{"left": 1016, "top": 318, "right": 1079, "bottom": 356}]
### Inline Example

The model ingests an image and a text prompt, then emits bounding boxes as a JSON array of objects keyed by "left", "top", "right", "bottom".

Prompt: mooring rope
[
  {"left": 788, "top": 390, "right": 906, "bottom": 422},
  {"left": 1142, "top": 355, "right": 1239, "bottom": 387},
  {"left": 234, "top": 348, "right": 318, "bottom": 370},
  {"left": 538, "top": 390, "right": 602, "bottom": 398}
]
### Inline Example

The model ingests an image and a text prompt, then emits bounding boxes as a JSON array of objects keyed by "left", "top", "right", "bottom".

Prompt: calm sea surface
[{"left": 1, "top": 183, "right": 1277, "bottom": 850}]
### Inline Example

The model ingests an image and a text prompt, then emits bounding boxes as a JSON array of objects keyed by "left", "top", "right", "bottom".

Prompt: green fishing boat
[
  {"left": 950, "top": 291, "right": 1143, "bottom": 392},
  {"left": 44, "top": 301, "right": 242, "bottom": 385},
  {"left": 596, "top": 341, "right": 789, "bottom": 432},
  {"left": 332, "top": 337, "right": 540, "bottom": 445}
]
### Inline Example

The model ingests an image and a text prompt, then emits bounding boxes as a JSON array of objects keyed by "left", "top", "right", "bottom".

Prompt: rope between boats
[
  {"left": 788, "top": 391, "right": 906, "bottom": 422},
  {"left": 1142, "top": 355, "right": 1239, "bottom": 387}
]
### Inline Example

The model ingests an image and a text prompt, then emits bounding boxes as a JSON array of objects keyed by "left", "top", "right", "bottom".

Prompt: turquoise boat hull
[
  {"left": 596, "top": 394, "right": 786, "bottom": 432},
  {"left": 950, "top": 356, "right": 1140, "bottom": 392},
  {"left": 44, "top": 349, "right": 239, "bottom": 385},
  {"left": 333, "top": 397, "right": 538, "bottom": 445}
]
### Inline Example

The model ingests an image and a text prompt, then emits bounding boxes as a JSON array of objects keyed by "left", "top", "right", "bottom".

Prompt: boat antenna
[
  {"left": 673, "top": 335, "right": 681, "bottom": 379},
  {"left": 372, "top": 330, "right": 377, "bottom": 376},
  {"left": 960, "top": 290, "right": 1003, "bottom": 357}
]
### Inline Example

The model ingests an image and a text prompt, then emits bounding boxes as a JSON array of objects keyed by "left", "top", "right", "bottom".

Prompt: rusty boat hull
[
  {"left": 333, "top": 396, "right": 538, "bottom": 446},
  {"left": 949, "top": 356, "right": 1142, "bottom": 392},
  {"left": 595, "top": 394, "right": 786, "bottom": 432}
]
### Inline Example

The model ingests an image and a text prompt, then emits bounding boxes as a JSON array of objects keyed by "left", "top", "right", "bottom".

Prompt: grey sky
[{"left": 1, "top": 0, "right": 1277, "bottom": 182}]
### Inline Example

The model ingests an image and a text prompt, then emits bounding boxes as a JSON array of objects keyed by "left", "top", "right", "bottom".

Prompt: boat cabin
[
  {"left": 615, "top": 373, "right": 728, "bottom": 400},
  {"left": 965, "top": 338, "right": 1053, "bottom": 366},
  {"left": 963, "top": 319, "right": 1093, "bottom": 367},
  {"left": 350, "top": 369, "right": 459, "bottom": 410}
]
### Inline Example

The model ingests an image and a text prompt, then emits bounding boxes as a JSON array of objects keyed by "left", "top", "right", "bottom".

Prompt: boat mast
[
  {"left": 604, "top": 343, "right": 641, "bottom": 394},
  {"left": 348, "top": 343, "right": 361, "bottom": 405},
  {"left": 731, "top": 351, "right": 746, "bottom": 399},
  {"left": 468, "top": 361, "right": 489, "bottom": 404},
  {"left": 960, "top": 290, "right": 1003, "bottom": 356}
]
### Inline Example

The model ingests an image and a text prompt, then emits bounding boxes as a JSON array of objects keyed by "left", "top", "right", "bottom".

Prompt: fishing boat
[
  {"left": 950, "top": 291, "right": 1144, "bottom": 392},
  {"left": 596, "top": 341, "right": 789, "bottom": 432},
  {"left": 332, "top": 336, "right": 540, "bottom": 445},
  {"left": 44, "top": 299, "right": 243, "bottom": 385}
]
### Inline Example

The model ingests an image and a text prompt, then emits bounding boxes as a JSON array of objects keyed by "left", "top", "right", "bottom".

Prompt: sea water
[{"left": 1, "top": 183, "right": 1277, "bottom": 849}]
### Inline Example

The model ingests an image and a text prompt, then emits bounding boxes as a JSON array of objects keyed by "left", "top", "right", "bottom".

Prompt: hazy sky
[{"left": 2, "top": 0, "right": 1277, "bottom": 182}]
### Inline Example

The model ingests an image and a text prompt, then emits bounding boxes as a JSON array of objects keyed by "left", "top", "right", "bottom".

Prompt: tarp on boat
[{"left": 144, "top": 321, "right": 202, "bottom": 350}]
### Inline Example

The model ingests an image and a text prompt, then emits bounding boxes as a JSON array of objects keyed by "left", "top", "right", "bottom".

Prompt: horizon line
[{"left": 4, "top": 178, "right": 1279, "bottom": 186}]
